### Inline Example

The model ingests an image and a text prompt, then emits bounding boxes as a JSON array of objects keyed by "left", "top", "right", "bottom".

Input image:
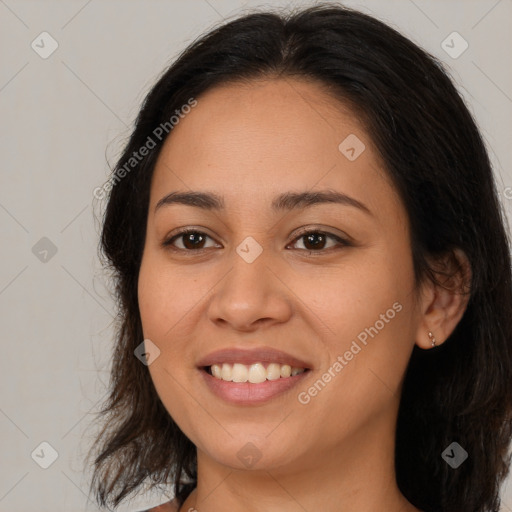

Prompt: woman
[{"left": 88, "top": 4, "right": 512, "bottom": 512}]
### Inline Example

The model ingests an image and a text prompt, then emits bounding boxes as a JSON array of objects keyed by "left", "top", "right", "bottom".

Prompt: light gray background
[{"left": 1, "top": 0, "right": 511, "bottom": 510}]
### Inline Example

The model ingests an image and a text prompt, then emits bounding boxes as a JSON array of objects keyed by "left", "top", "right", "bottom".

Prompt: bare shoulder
[{"left": 142, "top": 497, "right": 179, "bottom": 512}]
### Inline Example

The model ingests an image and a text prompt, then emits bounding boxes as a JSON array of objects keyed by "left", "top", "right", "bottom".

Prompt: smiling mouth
[{"left": 203, "top": 362, "right": 309, "bottom": 383}]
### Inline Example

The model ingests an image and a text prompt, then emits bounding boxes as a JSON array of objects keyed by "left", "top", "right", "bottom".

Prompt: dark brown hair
[{"left": 88, "top": 4, "right": 512, "bottom": 511}]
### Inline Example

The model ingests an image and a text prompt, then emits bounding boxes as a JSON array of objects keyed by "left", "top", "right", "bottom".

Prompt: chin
[{"left": 194, "top": 431, "right": 306, "bottom": 472}]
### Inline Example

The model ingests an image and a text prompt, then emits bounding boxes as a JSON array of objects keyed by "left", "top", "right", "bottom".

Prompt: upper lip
[{"left": 197, "top": 347, "right": 312, "bottom": 369}]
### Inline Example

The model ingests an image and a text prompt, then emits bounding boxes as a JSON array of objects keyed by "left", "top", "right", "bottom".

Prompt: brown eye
[
  {"left": 301, "top": 232, "right": 327, "bottom": 250},
  {"left": 179, "top": 232, "right": 206, "bottom": 250},
  {"left": 288, "top": 230, "right": 349, "bottom": 252},
  {"left": 163, "top": 230, "right": 219, "bottom": 251}
]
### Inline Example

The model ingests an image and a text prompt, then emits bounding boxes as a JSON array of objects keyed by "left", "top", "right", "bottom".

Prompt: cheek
[
  {"left": 137, "top": 251, "right": 204, "bottom": 343},
  {"left": 291, "top": 249, "right": 414, "bottom": 341},
  {"left": 291, "top": 250, "right": 416, "bottom": 403},
  {"left": 138, "top": 254, "right": 201, "bottom": 435}
]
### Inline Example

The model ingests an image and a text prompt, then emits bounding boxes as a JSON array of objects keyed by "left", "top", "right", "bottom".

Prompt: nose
[{"left": 206, "top": 245, "right": 293, "bottom": 332}]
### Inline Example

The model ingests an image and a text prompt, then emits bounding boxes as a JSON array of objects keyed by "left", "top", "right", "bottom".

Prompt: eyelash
[{"left": 161, "top": 227, "right": 351, "bottom": 255}]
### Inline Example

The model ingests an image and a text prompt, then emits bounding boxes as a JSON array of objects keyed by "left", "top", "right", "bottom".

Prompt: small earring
[{"left": 428, "top": 331, "right": 436, "bottom": 347}]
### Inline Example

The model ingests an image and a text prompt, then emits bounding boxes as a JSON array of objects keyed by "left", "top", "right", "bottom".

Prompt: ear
[{"left": 414, "top": 248, "right": 472, "bottom": 349}]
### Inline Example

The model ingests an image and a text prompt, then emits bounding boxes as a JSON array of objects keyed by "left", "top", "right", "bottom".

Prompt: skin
[{"left": 137, "top": 78, "right": 470, "bottom": 512}]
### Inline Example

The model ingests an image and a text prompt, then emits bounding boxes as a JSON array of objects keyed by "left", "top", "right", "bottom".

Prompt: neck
[{"left": 178, "top": 409, "right": 420, "bottom": 512}]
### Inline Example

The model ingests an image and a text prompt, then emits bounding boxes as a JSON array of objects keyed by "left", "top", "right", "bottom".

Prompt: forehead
[
  {"left": 159, "top": 78, "right": 365, "bottom": 167},
  {"left": 149, "top": 78, "right": 397, "bottom": 217}
]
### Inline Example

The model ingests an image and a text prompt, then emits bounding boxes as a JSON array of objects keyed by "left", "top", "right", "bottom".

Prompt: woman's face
[{"left": 138, "top": 78, "right": 425, "bottom": 473}]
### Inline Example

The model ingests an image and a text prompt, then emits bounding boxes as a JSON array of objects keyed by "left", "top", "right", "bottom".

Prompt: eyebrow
[{"left": 155, "top": 190, "right": 372, "bottom": 216}]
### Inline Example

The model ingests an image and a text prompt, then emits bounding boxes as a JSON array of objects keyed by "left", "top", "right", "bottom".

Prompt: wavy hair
[{"left": 88, "top": 4, "right": 512, "bottom": 511}]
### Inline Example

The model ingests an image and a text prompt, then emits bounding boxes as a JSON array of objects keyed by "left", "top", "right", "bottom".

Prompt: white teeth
[
  {"left": 211, "top": 364, "right": 222, "bottom": 379},
  {"left": 208, "top": 362, "right": 306, "bottom": 382},
  {"left": 266, "top": 363, "right": 281, "bottom": 381},
  {"left": 248, "top": 363, "right": 267, "bottom": 384},
  {"left": 280, "top": 364, "right": 291, "bottom": 378},
  {"left": 232, "top": 363, "right": 248, "bottom": 382},
  {"left": 221, "top": 363, "right": 233, "bottom": 381}
]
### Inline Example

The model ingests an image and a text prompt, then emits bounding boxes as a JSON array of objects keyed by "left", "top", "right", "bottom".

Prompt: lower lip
[{"left": 199, "top": 368, "right": 310, "bottom": 405}]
